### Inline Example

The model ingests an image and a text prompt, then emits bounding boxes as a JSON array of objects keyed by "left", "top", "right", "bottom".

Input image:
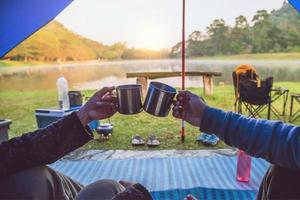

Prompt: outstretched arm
[
  {"left": 0, "top": 87, "right": 117, "bottom": 180},
  {"left": 201, "top": 106, "right": 300, "bottom": 169},
  {"left": 0, "top": 112, "right": 93, "bottom": 180},
  {"left": 173, "top": 91, "right": 300, "bottom": 169}
]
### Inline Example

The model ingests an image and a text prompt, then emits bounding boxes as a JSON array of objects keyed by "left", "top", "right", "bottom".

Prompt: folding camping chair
[
  {"left": 271, "top": 87, "right": 289, "bottom": 121},
  {"left": 290, "top": 93, "right": 300, "bottom": 123},
  {"left": 233, "top": 64, "right": 273, "bottom": 120}
]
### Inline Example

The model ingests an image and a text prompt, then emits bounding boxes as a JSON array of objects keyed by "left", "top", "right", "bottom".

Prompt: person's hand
[
  {"left": 76, "top": 87, "right": 117, "bottom": 126},
  {"left": 184, "top": 194, "right": 198, "bottom": 200},
  {"left": 119, "top": 180, "right": 136, "bottom": 188},
  {"left": 172, "top": 90, "right": 206, "bottom": 127}
]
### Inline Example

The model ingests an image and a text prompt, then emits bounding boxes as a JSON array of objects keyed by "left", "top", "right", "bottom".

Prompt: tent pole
[{"left": 181, "top": 0, "right": 186, "bottom": 143}]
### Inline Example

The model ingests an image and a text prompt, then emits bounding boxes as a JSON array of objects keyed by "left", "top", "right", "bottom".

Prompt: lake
[{"left": 1, "top": 59, "right": 300, "bottom": 91}]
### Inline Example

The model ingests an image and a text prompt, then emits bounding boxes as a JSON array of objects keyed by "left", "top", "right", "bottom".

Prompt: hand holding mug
[
  {"left": 119, "top": 180, "right": 136, "bottom": 188},
  {"left": 77, "top": 87, "right": 118, "bottom": 126},
  {"left": 172, "top": 91, "right": 206, "bottom": 127},
  {"left": 184, "top": 194, "right": 198, "bottom": 200}
]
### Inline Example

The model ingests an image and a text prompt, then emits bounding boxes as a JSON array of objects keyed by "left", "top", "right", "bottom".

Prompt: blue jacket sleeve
[{"left": 200, "top": 106, "right": 300, "bottom": 169}]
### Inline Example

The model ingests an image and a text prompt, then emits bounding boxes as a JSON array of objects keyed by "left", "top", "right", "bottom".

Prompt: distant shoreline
[{"left": 1, "top": 52, "right": 300, "bottom": 68}]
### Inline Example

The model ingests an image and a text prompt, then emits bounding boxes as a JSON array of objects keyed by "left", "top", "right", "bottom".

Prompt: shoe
[
  {"left": 202, "top": 134, "right": 219, "bottom": 146},
  {"left": 147, "top": 134, "right": 160, "bottom": 147},
  {"left": 131, "top": 135, "right": 145, "bottom": 146},
  {"left": 196, "top": 132, "right": 210, "bottom": 142}
]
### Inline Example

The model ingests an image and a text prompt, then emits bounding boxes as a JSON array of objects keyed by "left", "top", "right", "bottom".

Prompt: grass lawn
[
  {"left": 0, "top": 60, "right": 44, "bottom": 67},
  {"left": 195, "top": 52, "right": 300, "bottom": 60},
  {"left": 1, "top": 82, "right": 300, "bottom": 150}
]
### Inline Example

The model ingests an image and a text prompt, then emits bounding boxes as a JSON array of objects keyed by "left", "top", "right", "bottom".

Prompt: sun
[{"left": 135, "top": 26, "right": 166, "bottom": 50}]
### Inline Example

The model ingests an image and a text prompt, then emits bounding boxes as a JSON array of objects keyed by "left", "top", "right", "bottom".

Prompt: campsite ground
[{"left": 1, "top": 82, "right": 299, "bottom": 150}]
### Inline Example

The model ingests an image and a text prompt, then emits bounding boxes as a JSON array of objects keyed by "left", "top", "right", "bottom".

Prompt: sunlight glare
[{"left": 135, "top": 25, "right": 166, "bottom": 50}]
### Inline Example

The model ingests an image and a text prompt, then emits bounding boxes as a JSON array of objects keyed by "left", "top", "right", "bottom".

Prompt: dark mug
[
  {"left": 116, "top": 84, "right": 143, "bottom": 115},
  {"left": 143, "top": 81, "right": 177, "bottom": 117}
]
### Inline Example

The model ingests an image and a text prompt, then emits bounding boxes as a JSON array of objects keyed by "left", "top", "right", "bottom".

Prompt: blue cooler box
[{"left": 35, "top": 107, "right": 99, "bottom": 130}]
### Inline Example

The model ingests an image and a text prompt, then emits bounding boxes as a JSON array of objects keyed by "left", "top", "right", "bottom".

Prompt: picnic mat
[{"left": 50, "top": 155, "right": 269, "bottom": 200}]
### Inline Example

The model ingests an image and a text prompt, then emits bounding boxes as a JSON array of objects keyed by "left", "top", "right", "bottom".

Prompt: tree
[
  {"left": 169, "top": 42, "right": 182, "bottom": 58},
  {"left": 252, "top": 10, "right": 269, "bottom": 25},
  {"left": 188, "top": 31, "right": 205, "bottom": 42},
  {"left": 251, "top": 10, "right": 273, "bottom": 52},
  {"left": 229, "top": 15, "right": 251, "bottom": 54},
  {"left": 207, "top": 19, "right": 230, "bottom": 54},
  {"left": 235, "top": 15, "right": 249, "bottom": 29},
  {"left": 251, "top": 9, "right": 285, "bottom": 53},
  {"left": 187, "top": 31, "right": 207, "bottom": 57}
]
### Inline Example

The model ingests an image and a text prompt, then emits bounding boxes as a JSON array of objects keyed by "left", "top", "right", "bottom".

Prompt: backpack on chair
[
  {"left": 239, "top": 77, "right": 273, "bottom": 105},
  {"left": 233, "top": 64, "right": 260, "bottom": 111},
  {"left": 232, "top": 64, "right": 273, "bottom": 112}
]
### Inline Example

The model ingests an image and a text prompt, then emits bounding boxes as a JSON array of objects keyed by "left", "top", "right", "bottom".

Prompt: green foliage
[
  {"left": 207, "top": 19, "right": 230, "bottom": 54},
  {"left": 229, "top": 41, "right": 242, "bottom": 54},
  {"left": 170, "top": 3, "right": 300, "bottom": 57},
  {"left": 3, "top": 21, "right": 167, "bottom": 61}
]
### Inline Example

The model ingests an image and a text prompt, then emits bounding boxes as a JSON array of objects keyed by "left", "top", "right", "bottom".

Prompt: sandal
[
  {"left": 131, "top": 135, "right": 145, "bottom": 146},
  {"left": 197, "top": 133, "right": 219, "bottom": 146},
  {"left": 147, "top": 134, "right": 160, "bottom": 147},
  {"left": 196, "top": 132, "right": 210, "bottom": 142}
]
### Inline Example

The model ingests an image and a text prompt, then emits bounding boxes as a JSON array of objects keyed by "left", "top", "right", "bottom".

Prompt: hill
[
  {"left": 4, "top": 21, "right": 113, "bottom": 61},
  {"left": 3, "top": 20, "right": 168, "bottom": 62}
]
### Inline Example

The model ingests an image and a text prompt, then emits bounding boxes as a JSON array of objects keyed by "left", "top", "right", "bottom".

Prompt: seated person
[
  {"left": 173, "top": 91, "right": 300, "bottom": 200},
  {"left": 0, "top": 87, "right": 152, "bottom": 200}
]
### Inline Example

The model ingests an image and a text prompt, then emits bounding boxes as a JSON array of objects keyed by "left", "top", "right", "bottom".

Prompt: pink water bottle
[{"left": 236, "top": 150, "right": 251, "bottom": 182}]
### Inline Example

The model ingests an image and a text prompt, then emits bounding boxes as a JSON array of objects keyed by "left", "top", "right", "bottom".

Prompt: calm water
[{"left": 1, "top": 59, "right": 300, "bottom": 91}]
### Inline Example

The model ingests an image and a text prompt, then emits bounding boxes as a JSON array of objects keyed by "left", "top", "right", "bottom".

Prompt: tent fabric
[
  {"left": 289, "top": 0, "right": 300, "bottom": 13},
  {"left": 0, "top": 0, "right": 73, "bottom": 58},
  {"left": 50, "top": 155, "right": 269, "bottom": 200}
]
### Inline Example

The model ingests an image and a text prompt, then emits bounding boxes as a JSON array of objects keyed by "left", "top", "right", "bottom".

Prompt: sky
[{"left": 56, "top": 0, "right": 285, "bottom": 50}]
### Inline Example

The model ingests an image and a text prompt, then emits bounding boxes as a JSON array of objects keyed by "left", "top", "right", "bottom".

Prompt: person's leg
[
  {"left": 257, "top": 165, "right": 300, "bottom": 200},
  {"left": 256, "top": 165, "right": 278, "bottom": 200},
  {"left": 0, "top": 166, "right": 83, "bottom": 200},
  {"left": 75, "top": 179, "right": 125, "bottom": 200}
]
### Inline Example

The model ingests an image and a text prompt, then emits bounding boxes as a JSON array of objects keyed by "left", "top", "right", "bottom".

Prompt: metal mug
[
  {"left": 116, "top": 84, "right": 143, "bottom": 115},
  {"left": 143, "top": 81, "right": 177, "bottom": 117},
  {"left": 68, "top": 90, "right": 83, "bottom": 108}
]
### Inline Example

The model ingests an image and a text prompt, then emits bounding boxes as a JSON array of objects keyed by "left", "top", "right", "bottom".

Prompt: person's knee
[
  {"left": 0, "top": 166, "right": 53, "bottom": 199},
  {"left": 258, "top": 165, "right": 300, "bottom": 199},
  {"left": 76, "top": 179, "right": 125, "bottom": 200}
]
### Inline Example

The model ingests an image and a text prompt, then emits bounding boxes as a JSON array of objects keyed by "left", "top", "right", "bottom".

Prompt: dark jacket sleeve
[
  {"left": 112, "top": 183, "right": 153, "bottom": 200},
  {"left": 0, "top": 112, "right": 93, "bottom": 181},
  {"left": 201, "top": 106, "right": 300, "bottom": 169}
]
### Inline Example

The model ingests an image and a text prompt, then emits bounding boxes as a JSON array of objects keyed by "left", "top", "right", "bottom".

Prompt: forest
[{"left": 170, "top": 2, "right": 300, "bottom": 57}]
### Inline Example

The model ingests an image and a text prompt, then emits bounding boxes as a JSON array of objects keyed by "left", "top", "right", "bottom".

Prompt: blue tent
[
  {"left": 289, "top": 0, "right": 300, "bottom": 13},
  {"left": 0, "top": 0, "right": 72, "bottom": 57}
]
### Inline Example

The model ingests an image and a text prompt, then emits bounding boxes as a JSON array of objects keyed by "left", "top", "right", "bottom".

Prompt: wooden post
[
  {"left": 203, "top": 75, "right": 213, "bottom": 95},
  {"left": 136, "top": 77, "right": 148, "bottom": 96}
]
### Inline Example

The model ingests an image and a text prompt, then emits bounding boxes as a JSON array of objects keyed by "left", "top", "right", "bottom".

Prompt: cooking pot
[
  {"left": 116, "top": 84, "right": 143, "bottom": 115},
  {"left": 143, "top": 81, "right": 176, "bottom": 117},
  {"left": 96, "top": 123, "right": 113, "bottom": 137}
]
